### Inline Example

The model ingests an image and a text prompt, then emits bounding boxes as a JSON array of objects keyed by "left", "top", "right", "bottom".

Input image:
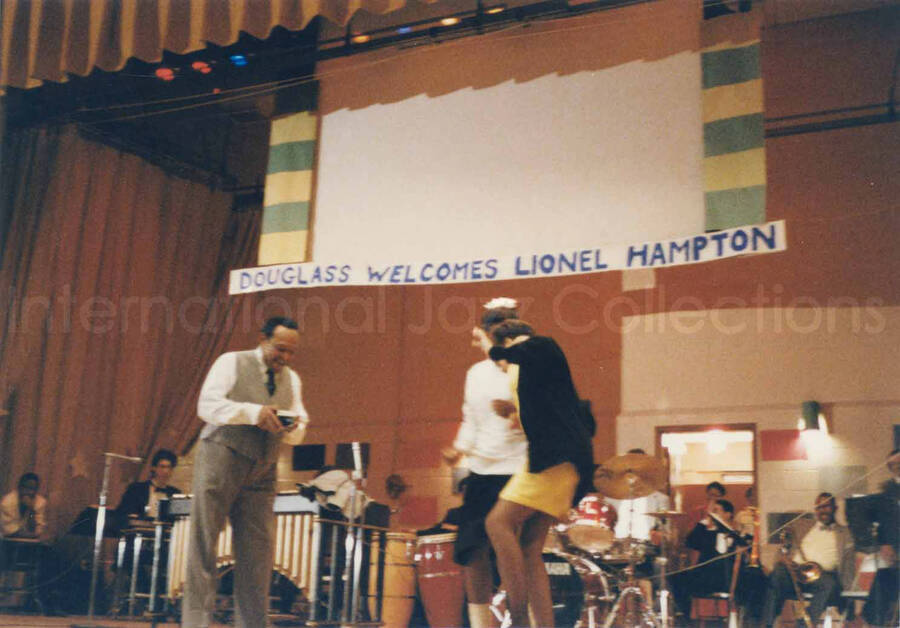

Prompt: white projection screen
[{"left": 313, "top": 1, "right": 704, "bottom": 264}]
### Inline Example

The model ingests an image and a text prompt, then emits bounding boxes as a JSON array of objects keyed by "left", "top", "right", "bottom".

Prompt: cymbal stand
[
  {"left": 602, "top": 475, "right": 658, "bottom": 628},
  {"left": 73, "top": 452, "right": 142, "bottom": 628},
  {"left": 654, "top": 515, "right": 674, "bottom": 628}
]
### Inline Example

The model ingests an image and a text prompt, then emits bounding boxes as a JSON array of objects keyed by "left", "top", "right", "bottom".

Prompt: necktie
[{"left": 266, "top": 369, "right": 276, "bottom": 396}]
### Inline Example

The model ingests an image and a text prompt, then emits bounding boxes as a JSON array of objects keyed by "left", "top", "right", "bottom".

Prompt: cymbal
[
  {"left": 645, "top": 511, "right": 688, "bottom": 520},
  {"left": 593, "top": 453, "right": 666, "bottom": 499}
]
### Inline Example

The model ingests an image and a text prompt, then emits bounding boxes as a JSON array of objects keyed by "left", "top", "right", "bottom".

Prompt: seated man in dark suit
[
  {"left": 671, "top": 499, "right": 757, "bottom": 618},
  {"left": 115, "top": 449, "right": 182, "bottom": 522}
]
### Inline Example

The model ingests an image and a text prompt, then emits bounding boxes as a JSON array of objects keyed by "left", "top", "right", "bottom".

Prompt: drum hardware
[
  {"left": 492, "top": 550, "right": 615, "bottom": 628},
  {"left": 81, "top": 452, "right": 143, "bottom": 626},
  {"left": 593, "top": 453, "right": 668, "bottom": 628},
  {"left": 644, "top": 511, "right": 688, "bottom": 628}
]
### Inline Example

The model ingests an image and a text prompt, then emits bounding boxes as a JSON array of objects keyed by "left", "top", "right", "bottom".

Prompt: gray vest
[{"left": 202, "top": 350, "right": 294, "bottom": 463}]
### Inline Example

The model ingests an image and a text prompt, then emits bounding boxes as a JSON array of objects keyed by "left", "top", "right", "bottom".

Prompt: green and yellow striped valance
[
  {"left": 701, "top": 39, "right": 766, "bottom": 230},
  {"left": 258, "top": 111, "right": 318, "bottom": 265}
]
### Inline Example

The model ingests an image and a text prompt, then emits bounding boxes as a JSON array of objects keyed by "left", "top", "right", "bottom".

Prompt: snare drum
[
  {"left": 370, "top": 531, "right": 416, "bottom": 628},
  {"left": 415, "top": 532, "right": 465, "bottom": 628},
  {"left": 566, "top": 495, "right": 617, "bottom": 554}
]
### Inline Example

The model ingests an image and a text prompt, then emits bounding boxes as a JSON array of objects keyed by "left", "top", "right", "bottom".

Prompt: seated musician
[
  {"left": 762, "top": 493, "right": 854, "bottom": 626},
  {"left": 689, "top": 481, "right": 727, "bottom": 528},
  {"left": 671, "top": 499, "right": 749, "bottom": 616},
  {"left": 0, "top": 473, "right": 47, "bottom": 540},
  {"left": 114, "top": 448, "right": 182, "bottom": 523},
  {"left": 862, "top": 449, "right": 900, "bottom": 626}
]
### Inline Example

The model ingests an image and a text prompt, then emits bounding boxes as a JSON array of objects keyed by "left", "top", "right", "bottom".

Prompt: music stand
[{"left": 845, "top": 494, "right": 881, "bottom": 552}]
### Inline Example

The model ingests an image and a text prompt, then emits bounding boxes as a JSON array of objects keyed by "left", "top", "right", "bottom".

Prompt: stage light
[
  {"left": 351, "top": 34, "right": 370, "bottom": 44},
  {"left": 397, "top": 26, "right": 413, "bottom": 34},
  {"left": 798, "top": 400, "right": 828, "bottom": 433},
  {"left": 154, "top": 67, "right": 176, "bottom": 81},
  {"left": 229, "top": 54, "right": 248, "bottom": 67},
  {"left": 486, "top": 5, "right": 505, "bottom": 13},
  {"left": 191, "top": 60, "right": 212, "bottom": 74},
  {"left": 440, "top": 17, "right": 461, "bottom": 26}
]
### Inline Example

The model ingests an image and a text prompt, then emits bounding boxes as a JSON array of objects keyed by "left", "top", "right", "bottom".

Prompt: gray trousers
[{"left": 182, "top": 439, "right": 276, "bottom": 628}]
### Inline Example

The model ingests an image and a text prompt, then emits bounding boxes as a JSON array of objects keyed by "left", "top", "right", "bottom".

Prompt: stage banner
[{"left": 230, "top": 220, "right": 786, "bottom": 295}]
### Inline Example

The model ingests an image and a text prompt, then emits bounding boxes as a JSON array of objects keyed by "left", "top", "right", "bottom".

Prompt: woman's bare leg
[
  {"left": 464, "top": 543, "right": 494, "bottom": 603},
  {"left": 520, "top": 514, "right": 555, "bottom": 627},
  {"left": 486, "top": 499, "right": 535, "bottom": 627}
]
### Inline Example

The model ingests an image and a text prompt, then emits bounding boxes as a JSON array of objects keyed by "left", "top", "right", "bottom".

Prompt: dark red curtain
[{"left": 0, "top": 125, "right": 259, "bottom": 536}]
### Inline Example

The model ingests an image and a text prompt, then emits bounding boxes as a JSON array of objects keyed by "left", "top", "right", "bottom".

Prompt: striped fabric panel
[
  {"left": 259, "top": 111, "right": 318, "bottom": 265},
  {"left": 701, "top": 40, "right": 765, "bottom": 231}
]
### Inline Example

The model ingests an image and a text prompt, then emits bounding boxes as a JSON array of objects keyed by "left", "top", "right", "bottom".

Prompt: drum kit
[{"left": 502, "top": 452, "right": 687, "bottom": 628}]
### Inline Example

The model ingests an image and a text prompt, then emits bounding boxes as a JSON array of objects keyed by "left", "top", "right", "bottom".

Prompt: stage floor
[{"left": 0, "top": 614, "right": 227, "bottom": 627}]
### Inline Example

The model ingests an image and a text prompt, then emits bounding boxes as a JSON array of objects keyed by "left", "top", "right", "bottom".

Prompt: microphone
[{"left": 104, "top": 452, "right": 143, "bottom": 463}]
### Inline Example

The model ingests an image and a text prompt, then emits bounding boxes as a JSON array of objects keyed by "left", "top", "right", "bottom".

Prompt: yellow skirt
[{"left": 498, "top": 462, "right": 578, "bottom": 520}]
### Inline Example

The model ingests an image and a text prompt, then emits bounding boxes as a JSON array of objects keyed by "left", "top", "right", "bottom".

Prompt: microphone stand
[{"left": 73, "top": 452, "right": 142, "bottom": 628}]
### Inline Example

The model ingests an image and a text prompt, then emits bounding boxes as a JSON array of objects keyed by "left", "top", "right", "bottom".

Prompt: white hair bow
[{"left": 483, "top": 297, "right": 518, "bottom": 310}]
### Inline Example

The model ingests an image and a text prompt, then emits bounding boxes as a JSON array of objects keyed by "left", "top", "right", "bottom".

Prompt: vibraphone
[{"left": 165, "top": 492, "right": 321, "bottom": 601}]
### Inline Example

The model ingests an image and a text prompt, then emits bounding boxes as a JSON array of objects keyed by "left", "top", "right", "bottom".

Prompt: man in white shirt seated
[
  {"left": 606, "top": 449, "right": 670, "bottom": 543},
  {"left": 0, "top": 473, "right": 47, "bottom": 540},
  {"left": 762, "top": 492, "right": 855, "bottom": 626}
]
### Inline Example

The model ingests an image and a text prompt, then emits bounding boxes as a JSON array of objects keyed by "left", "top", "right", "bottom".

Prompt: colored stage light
[
  {"left": 229, "top": 54, "right": 248, "bottom": 67},
  {"left": 155, "top": 67, "right": 176, "bottom": 81},
  {"left": 351, "top": 34, "right": 370, "bottom": 44},
  {"left": 191, "top": 60, "right": 212, "bottom": 74},
  {"left": 440, "top": 17, "right": 461, "bottom": 26},
  {"left": 486, "top": 5, "right": 505, "bottom": 14},
  {"left": 397, "top": 26, "right": 413, "bottom": 34}
]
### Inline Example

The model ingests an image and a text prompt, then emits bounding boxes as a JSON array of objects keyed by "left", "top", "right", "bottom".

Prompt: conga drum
[
  {"left": 414, "top": 532, "right": 465, "bottom": 627},
  {"left": 370, "top": 531, "right": 416, "bottom": 628}
]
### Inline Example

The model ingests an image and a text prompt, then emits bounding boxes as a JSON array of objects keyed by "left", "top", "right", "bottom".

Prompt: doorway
[{"left": 655, "top": 424, "right": 757, "bottom": 529}]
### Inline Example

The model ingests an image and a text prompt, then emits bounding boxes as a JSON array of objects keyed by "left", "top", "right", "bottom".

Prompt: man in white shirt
[
  {"left": 182, "top": 317, "right": 310, "bottom": 628},
  {"left": 441, "top": 298, "right": 527, "bottom": 628},
  {"left": 606, "top": 449, "right": 670, "bottom": 542},
  {"left": 762, "top": 492, "right": 855, "bottom": 626},
  {"left": 0, "top": 473, "right": 47, "bottom": 539}
]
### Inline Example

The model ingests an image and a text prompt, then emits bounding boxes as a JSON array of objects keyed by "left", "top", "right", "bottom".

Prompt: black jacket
[
  {"left": 489, "top": 335, "right": 595, "bottom": 504},
  {"left": 115, "top": 480, "right": 182, "bottom": 521},
  {"left": 876, "top": 479, "right": 900, "bottom": 551}
]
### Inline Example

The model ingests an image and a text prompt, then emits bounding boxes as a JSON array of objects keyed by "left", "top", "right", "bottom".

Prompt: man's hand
[
  {"left": 492, "top": 399, "right": 517, "bottom": 418},
  {"left": 441, "top": 447, "right": 462, "bottom": 465},
  {"left": 256, "top": 406, "right": 285, "bottom": 433},
  {"left": 20, "top": 494, "right": 36, "bottom": 511}
]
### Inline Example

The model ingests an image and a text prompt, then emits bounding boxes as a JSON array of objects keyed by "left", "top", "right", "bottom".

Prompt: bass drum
[{"left": 492, "top": 552, "right": 615, "bottom": 628}]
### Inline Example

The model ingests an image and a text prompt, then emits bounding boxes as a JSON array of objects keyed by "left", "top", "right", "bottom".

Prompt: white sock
[{"left": 468, "top": 602, "right": 493, "bottom": 628}]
